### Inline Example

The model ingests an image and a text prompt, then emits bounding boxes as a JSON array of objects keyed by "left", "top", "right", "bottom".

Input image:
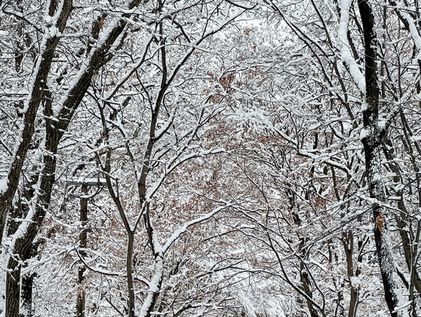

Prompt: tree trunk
[
  {"left": 127, "top": 232, "right": 136, "bottom": 317},
  {"left": 299, "top": 238, "right": 319, "bottom": 317},
  {"left": 21, "top": 272, "right": 36, "bottom": 317},
  {"left": 358, "top": 0, "right": 409, "bottom": 315},
  {"left": 77, "top": 184, "right": 89, "bottom": 317},
  {"left": 342, "top": 230, "right": 359, "bottom": 317},
  {"left": 5, "top": 257, "right": 21, "bottom": 317},
  {"left": 0, "top": 0, "right": 72, "bottom": 246}
]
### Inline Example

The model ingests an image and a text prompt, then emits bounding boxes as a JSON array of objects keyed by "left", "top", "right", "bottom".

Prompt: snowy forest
[{"left": 0, "top": 0, "right": 420, "bottom": 316}]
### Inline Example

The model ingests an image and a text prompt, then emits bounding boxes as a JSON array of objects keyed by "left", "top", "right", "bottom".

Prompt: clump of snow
[
  {"left": 350, "top": 276, "right": 361, "bottom": 289},
  {"left": 377, "top": 119, "right": 386, "bottom": 130},
  {"left": 360, "top": 127, "right": 371, "bottom": 140},
  {"left": 0, "top": 177, "right": 7, "bottom": 195}
]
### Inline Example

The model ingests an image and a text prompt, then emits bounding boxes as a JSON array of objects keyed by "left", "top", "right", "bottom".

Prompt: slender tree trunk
[
  {"left": 127, "top": 232, "right": 136, "bottom": 317},
  {"left": 299, "top": 238, "right": 319, "bottom": 317},
  {"left": 77, "top": 184, "right": 89, "bottom": 317},
  {"left": 342, "top": 230, "right": 359, "bottom": 317}
]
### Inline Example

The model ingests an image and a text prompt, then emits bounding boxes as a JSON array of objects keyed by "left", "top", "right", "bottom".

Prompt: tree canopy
[{"left": 0, "top": 0, "right": 421, "bottom": 316}]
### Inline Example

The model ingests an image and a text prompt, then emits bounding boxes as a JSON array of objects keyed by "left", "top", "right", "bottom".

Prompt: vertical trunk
[
  {"left": 76, "top": 288, "right": 86, "bottom": 317},
  {"left": 21, "top": 272, "right": 36, "bottom": 317},
  {"left": 358, "top": 0, "right": 408, "bottom": 316},
  {"left": 300, "top": 269, "right": 319, "bottom": 317},
  {"left": 2, "top": 3, "right": 69, "bottom": 308},
  {"left": 6, "top": 247, "right": 39, "bottom": 317},
  {"left": 6, "top": 153, "right": 57, "bottom": 317},
  {"left": 77, "top": 184, "right": 89, "bottom": 317},
  {"left": 6, "top": 239, "right": 40, "bottom": 317},
  {"left": 21, "top": 240, "right": 41, "bottom": 317},
  {"left": 342, "top": 231, "right": 359, "bottom": 317},
  {"left": 127, "top": 232, "right": 136, "bottom": 317},
  {"left": 5, "top": 186, "right": 39, "bottom": 317},
  {"left": 5, "top": 257, "right": 21, "bottom": 317},
  {"left": 5, "top": 115, "right": 60, "bottom": 317},
  {"left": 299, "top": 238, "right": 319, "bottom": 317}
]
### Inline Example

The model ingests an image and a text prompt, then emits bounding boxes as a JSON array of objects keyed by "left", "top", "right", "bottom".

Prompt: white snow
[
  {"left": 338, "top": 0, "right": 366, "bottom": 93},
  {"left": 137, "top": 258, "right": 163, "bottom": 317},
  {"left": 350, "top": 276, "right": 361, "bottom": 289},
  {"left": 162, "top": 204, "right": 230, "bottom": 253},
  {"left": 53, "top": 19, "right": 123, "bottom": 116},
  {"left": 399, "top": 9, "right": 421, "bottom": 60},
  {"left": 0, "top": 178, "right": 7, "bottom": 195},
  {"left": 359, "top": 127, "right": 370, "bottom": 140}
]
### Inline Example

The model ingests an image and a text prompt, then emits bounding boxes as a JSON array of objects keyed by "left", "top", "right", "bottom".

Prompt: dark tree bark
[
  {"left": 358, "top": 0, "right": 408, "bottom": 315},
  {"left": 297, "top": 237, "right": 319, "bottom": 317},
  {"left": 77, "top": 184, "right": 89, "bottom": 317},
  {"left": 21, "top": 241, "right": 42, "bottom": 317},
  {"left": 0, "top": 0, "right": 72, "bottom": 248},
  {"left": 3, "top": 2, "right": 72, "bottom": 317},
  {"left": 342, "top": 230, "right": 359, "bottom": 317}
]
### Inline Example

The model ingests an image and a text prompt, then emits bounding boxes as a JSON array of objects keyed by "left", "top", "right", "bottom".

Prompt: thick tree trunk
[
  {"left": 5, "top": 257, "right": 21, "bottom": 317},
  {"left": 5, "top": 134, "right": 58, "bottom": 316},
  {"left": 21, "top": 272, "right": 36, "bottom": 317}
]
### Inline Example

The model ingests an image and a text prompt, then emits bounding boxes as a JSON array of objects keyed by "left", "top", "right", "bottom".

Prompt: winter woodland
[{"left": 0, "top": 0, "right": 421, "bottom": 316}]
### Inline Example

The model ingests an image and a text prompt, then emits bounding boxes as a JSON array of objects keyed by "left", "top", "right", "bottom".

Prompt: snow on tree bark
[{"left": 358, "top": 0, "right": 409, "bottom": 315}]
